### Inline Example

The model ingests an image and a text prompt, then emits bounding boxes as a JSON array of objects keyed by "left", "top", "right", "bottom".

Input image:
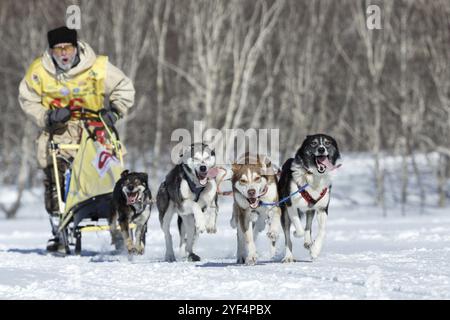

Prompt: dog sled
[{"left": 49, "top": 105, "right": 125, "bottom": 255}]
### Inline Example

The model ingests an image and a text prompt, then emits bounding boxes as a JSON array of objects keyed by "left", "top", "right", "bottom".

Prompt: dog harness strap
[
  {"left": 300, "top": 187, "right": 328, "bottom": 206},
  {"left": 182, "top": 166, "right": 205, "bottom": 202},
  {"left": 258, "top": 185, "right": 269, "bottom": 199}
]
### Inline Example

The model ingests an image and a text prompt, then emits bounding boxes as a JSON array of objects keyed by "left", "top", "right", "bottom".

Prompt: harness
[
  {"left": 258, "top": 185, "right": 269, "bottom": 199},
  {"left": 216, "top": 161, "right": 339, "bottom": 208},
  {"left": 300, "top": 187, "right": 328, "bottom": 207},
  {"left": 182, "top": 165, "right": 205, "bottom": 202},
  {"left": 259, "top": 184, "right": 309, "bottom": 207}
]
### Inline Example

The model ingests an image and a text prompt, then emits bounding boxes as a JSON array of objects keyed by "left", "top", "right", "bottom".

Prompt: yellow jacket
[{"left": 18, "top": 41, "right": 135, "bottom": 128}]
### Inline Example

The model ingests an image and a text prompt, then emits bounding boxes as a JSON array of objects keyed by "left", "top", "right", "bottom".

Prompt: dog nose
[
  {"left": 200, "top": 165, "right": 207, "bottom": 172},
  {"left": 247, "top": 189, "right": 256, "bottom": 197},
  {"left": 318, "top": 147, "right": 325, "bottom": 154},
  {"left": 127, "top": 185, "right": 134, "bottom": 191}
]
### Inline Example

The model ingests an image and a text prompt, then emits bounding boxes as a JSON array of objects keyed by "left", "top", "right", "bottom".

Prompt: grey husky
[{"left": 157, "top": 143, "right": 218, "bottom": 262}]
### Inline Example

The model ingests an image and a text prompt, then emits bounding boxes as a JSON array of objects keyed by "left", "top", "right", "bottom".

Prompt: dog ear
[
  {"left": 260, "top": 156, "right": 275, "bottom": 176},
  {"left": 232, "top": 163, "right": 241, "bottom": 172},
  {"left": 261, "top": 155, "right": 271, "bottom": 168},
  {"left": 331, "top": 144, "right": 341, "bottom": 165},
  {"left": 294, "top": 151, "right": 305, "bottom": 168},
  {"left": 139, "top": 172, "right": 149, "bottom": 184},
  {"left": 121, "top": 170, "right": 130, "bottom": 178}
]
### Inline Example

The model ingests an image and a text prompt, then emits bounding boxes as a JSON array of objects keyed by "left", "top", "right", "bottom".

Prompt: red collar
[{"left": 300, "top": 187, "right": 328, "bottom": 206}]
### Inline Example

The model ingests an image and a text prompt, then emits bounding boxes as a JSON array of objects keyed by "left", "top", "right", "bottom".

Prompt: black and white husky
[
  {"left": 157, "top": 143, "right": 218, "bottom": 262},
  {"left": 278, "top": 134, "right": 341, "bottom": 262}
]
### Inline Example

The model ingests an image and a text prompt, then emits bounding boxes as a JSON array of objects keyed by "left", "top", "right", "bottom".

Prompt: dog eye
[
  {"left": 254, "top": 176, "right": 261, "bottom": 182},
  {"left": 239, "top": 178, "right": 247, "bottom": 184},
  {"left": 311, "top": 141, "right": 318, "bottom": 147},
  {"left": 324, "top": 140, "right": 331, "bottom": 146}
]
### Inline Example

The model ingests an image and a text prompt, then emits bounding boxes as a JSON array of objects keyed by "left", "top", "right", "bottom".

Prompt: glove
[
  {"left": 46, "top": 107, "right": 71, "bottom": 127},
  {"left": 99, "top": 108, "right": 119, "bottom": 128}
]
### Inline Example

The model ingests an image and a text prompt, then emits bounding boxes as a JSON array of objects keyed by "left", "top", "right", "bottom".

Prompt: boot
[
  {"left": 43, "top": 158, "right": 70, "bottom": 253},
  {"left": 46, "top": 237, "right": 70, "bottom": 255}
]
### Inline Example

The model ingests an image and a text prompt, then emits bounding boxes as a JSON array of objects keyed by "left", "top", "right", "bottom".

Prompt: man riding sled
[{"left": 19, "top": 26, "right": 135, "bottom": 252}]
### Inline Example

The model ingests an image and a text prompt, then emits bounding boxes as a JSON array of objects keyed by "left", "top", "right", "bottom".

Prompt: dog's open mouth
[
  {"left": 126, "top": 191, "right": 140, "bottom": 205},
  {"left": 196, "top": 168, "right": 219, "bottom": 186},
  {"left": 315, "top": 156, "right": 333, "bottom": 173},
  {"left": 247, "top": 197, "right": 259, "bottom": 209},
  {"left": 196, "top": 171, "right": 208, "bottom": 186}
]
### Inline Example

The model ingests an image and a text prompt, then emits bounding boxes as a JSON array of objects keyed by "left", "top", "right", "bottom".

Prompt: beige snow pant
[{"left": 37, "top": 121, "right": 83, "bottom": 215}]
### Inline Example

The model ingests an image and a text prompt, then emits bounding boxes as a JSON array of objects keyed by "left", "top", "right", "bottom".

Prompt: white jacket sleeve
[{"left": 104, "top": 62, "right": 135, "bottom": 117}]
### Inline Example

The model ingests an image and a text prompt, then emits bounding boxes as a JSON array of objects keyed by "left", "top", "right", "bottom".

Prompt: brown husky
[{"left": 231, "top": 153, "right": 282, "bottom": 265}]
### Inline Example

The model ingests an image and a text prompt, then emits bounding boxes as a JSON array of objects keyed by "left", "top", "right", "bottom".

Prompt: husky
[
  {"left": 278, "top": 134, "right": 341, "bottom": 262},
  {"left": 111, "top": 170, "right": 152, "bottom": 255},
  {"left": 231, "top": 153, "right": 282, "bottom": 265},
  {"left": 157, "top": 143, "right": 218, "bottom": 262}
]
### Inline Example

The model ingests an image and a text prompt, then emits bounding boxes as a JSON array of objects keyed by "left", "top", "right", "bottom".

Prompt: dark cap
[{"left": 47, "top": 26, "right": 77, "bottom": 48}]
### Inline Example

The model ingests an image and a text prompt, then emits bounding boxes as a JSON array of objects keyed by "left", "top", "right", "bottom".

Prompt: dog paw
[
  {"left": 165, "top": 254, "right": 176, "bottom": 262},
  {"left": 266, "top": 230, "right": 279, "bottom": 242},
  {"left": 197, "top": 225, "right": 206, "bottom": 233},
  {"left": 282, "top": 255, "right": 295, "bottom": 263},
  {"left": 188, "top": 253, "right": 201, "bottom": 262},
  {"left": 206, "top": 226, "right": 217, "bottom": 234},
  {"left": 126, "top": 241, "right": 136, "bottom": 254},
  {"left": 236, "top": 256, "right": 246, "bottom": 264},
  {"left": 304, "top": 240, "right": 313, "bottom": 249},
  {"left": 135, "top": 245, "right": 145, "bottom": 255},
  {"left": 195, "top": 219, "right": 206, "bottom": 233},
  {"left": 310, "top": 244, "right": 321, "bottom": 259},
  {"left": 245, "top": 254, "right": 257, "bottom": 266},
  {"left": 128, "top": 247, "right": 138, "bottom": 255}
]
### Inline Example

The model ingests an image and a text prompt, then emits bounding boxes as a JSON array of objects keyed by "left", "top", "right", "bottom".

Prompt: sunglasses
[{"left": 52, "top": 44, "right": 75, "bottom": 54}]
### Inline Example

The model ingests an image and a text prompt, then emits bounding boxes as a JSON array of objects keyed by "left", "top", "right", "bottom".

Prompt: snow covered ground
[{"left": 0, "top": 154, "right": 449, "bottom": 299}]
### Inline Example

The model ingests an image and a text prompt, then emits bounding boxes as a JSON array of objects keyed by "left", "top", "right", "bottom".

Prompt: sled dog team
[{"left": 112, "top": 134, "right": 341, "bottom": 265}]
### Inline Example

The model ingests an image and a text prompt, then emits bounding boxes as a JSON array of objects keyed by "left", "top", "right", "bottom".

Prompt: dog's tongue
[
  {"left": 198, "top": 168, "right": 220, "bottom": 186},
  {"left": 320, "top": 157, "right": 333, "bottom": 169},
  {"left": 207, "top": 167, "right": 219, "bottom": 178},
  {"left": 127, "top": 192, "right": 139, "bottom": 205},
  {"left": 316, "top": 156, "right": 340, "bottom": 173}
]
